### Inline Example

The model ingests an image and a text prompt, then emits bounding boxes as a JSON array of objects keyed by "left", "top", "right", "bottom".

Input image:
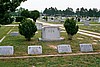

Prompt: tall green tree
[
  {"left": 30, "top": 10, "right": 40, "bottom": 22},
  {"left": 0, "top": 0, "right": 27, "bottom": 25},
  {"left": 19, "top": 19, "right": 37, "bottom": 41},
  {"left": 64, "top": 18, "right": 79, "bottom": 40},
  {"left": 21, "top": 9, "right": 30, "bottom": 18}
]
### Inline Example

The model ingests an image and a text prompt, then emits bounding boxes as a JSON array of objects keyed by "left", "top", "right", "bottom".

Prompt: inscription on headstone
[
  {"left": 0, "top": 46, "right": 14, "bottom": 55},
  {"left": 28, "top": 46, "right": 42, "bottom": 54},
  {"left": 80, "top": 44, "right": 93, "bottom": 52},
  {"left": 57, "top": 44, "right": 72, "bottom": 53},
  {"left": 39, "top": 26, "right": 64, "bottom": 41}
]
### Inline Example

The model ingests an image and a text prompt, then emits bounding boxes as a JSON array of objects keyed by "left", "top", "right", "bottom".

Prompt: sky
[{"left": 19, "top": 0, "right": 100, "bottom": 12}]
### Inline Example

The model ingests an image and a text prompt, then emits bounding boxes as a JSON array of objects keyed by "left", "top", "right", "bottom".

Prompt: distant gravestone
[
  {"left": 57, "top": 44, "right": 72, "bottom": 53},
  {"left": 10, "top": 32, "right": 19, "bottom": 36},
  {"left": 39, "top": 26, "right": 64, "bottom": 41},
  {"left": 0, "top": 46, "right": 14, "bottom": 55},
  {"left": 35, "top": 23, "right": 43, "bottom": 30},
  {"left": 84, "top": 21, "right": 90, "bottom": 26},
  {"left": 80, "top": 44, "right": 93, "bottom": 52},
  {"left": 98, "top": 17, "right": 100, "bottom": 23},
  {"left": 28, "top": 46, "right": 42, "bottom": 54}
]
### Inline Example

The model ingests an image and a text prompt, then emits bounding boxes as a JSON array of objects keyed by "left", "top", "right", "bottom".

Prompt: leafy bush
[
  {"left": 19, "top": 19, "right": 37, "bottom": 41},
  {"left": 64, "top": 18, "right": 79, "bottom": 40}
]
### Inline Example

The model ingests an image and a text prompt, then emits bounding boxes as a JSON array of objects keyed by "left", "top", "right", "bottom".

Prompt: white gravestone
[
  {"left": 0, "top": 46, "right": 14, "bottom": 55},
  {"left": 80, "top": 44, "right": 93, "bottom": 52},
  {"left": 57, "top": 44, "right": 72, "bottom": 53},
  {"left": 10, "top": 32, "right": 19, "bottom": 36},
  {"left": 35, "top": 23, "right": 43, "bottom": 30},
  {"left": 39, "top": 26, "right": 64, "bottom": 41},
  {"left": 84, "top": 21, "right": 90, "bottom": 26},
  {"left": 28, "top": 46, "right": 42, "bottom": 54},
  {"left": 98, "top": 17, "right": 100, "bottom": 23}
]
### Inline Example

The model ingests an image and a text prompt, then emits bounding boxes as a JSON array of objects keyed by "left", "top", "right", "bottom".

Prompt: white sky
[{"left": 19, "top": 0, "right": 100, "bottom": 12}]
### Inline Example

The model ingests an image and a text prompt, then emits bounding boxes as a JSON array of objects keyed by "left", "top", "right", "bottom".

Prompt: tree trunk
[
  {"left": 68, "top": 34, "right": 73, "bottom": 40},
  {"left": 26, "top": 38, "right": 31, "bottom": 41}
]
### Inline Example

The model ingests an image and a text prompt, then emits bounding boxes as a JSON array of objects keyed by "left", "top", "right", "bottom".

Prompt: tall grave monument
[{"left": 39, "top": 26, "right": 64, "bottom": 41}]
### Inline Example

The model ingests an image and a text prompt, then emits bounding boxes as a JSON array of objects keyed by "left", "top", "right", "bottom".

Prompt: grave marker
[
  {"left": 84, "top": 21, "right": 90, "bottom": 26},
  {"left": 28, "top": 46, "right": 42, "bottom": 54},
  {"left": 10, "top": 32, "right": 19, "bottom": 36},
  {"left": 57, "top": 44, "right": 72, "bottom": 53},
  {"left": 0, "top": 46, "right": 14, "bottom": 55},
  {"left": 39, "top": 26, "right": 64, "bottom": 41},
  {"left": 80, "top": 44, "right": 93, "bottom": 52}
]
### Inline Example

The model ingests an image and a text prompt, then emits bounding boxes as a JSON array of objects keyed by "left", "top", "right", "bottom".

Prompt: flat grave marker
[
  {"left": 0, "top": 46, "right": 14, "bottom": 55},
  {"left": 80, "top": 44, "right": 93, "bottom": 52},
  {"left": 28, "top": 46, "right": 42, "bottom": 54},
  {"left": 57, "top": 44, "right": 72, "bottom": 53},
  {"left": 10, "top": 32, "right": 19, "bottom": 36}
]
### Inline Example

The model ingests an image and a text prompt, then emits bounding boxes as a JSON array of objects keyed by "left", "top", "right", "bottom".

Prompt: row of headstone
[{"left": 0, "top": 44, "right": 93, "bottom": 55}]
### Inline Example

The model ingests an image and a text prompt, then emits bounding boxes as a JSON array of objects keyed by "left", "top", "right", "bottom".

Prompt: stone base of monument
[{"left": 39, "top": 37, "right": 64, "bottom": 41}]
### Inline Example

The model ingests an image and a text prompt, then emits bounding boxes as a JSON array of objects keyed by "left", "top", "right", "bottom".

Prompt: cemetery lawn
[
  {"left": 0, "top": 26, "right": 13, "bottom": 39},
  {"left": 44, "top": 21, "right": 100, "bottom": 24},
  {"left": 0, "top": 54, "right": 99, "bottom": 67},
  {"left": 79, "top": 25, "right": 100, "bottom": 33},
  {"left": 0, "top": 26, "right": 100, "bottom": 56}
]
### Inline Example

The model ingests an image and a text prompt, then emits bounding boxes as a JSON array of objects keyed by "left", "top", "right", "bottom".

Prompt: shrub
[
  {"left": 19, "top": 19, "right": 37, "bottom": 41},
  {"left": 64, "top": 18, "right": 79, "bottom": 40}
]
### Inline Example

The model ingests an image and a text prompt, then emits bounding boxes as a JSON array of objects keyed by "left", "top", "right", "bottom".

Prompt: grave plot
[
  {"left": 84, "top": 21, "right": 90, "bottom": 26},
  {"left": 0, "top": 46, "right": 14, "bottom": 55},
  {"left": 57, "top": 44, "right": 72, "bottom": 53},
  {"left": 39, "top": 26, "right": 64, "bottom": 41},
  {"left": 80, "top": 44, "right": 93, "bottom": 52},
  {"left": 28, "top": 46, "right": 42, "bottom": 54},
  {"left": 10, "top": 32, "right": 19, "bottom": 36}
]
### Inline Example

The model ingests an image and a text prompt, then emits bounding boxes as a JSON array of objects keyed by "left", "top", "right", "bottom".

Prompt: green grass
[
  {"left": 0, "top": 26, "right": 13, "bottom": 39},
  {"left": 79, "top": 25, "right": 100, "bottom": 33},
  {"left": 0, "top": 25, "right": 100, "bottom": 67},
  {"left": 0, "top": 54, "right": 99, "bottom": 67},
  {"left": 0, "top": 26, "right": 100, "bottom": 56},
  {"left": 77, "top": 21, "right": 100, "bottom": 24}
]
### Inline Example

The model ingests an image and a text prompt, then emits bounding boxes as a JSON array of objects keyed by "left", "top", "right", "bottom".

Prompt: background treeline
[{"left": 43, "top": 7, "right": 100, "bottom": 17}]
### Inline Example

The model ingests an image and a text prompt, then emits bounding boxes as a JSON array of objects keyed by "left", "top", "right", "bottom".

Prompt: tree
[
  {"left": 21, "top": 9, "right": 30, "bottom": 18},
  {"left": 64, "top": 18, "right": 79, "bottom": 40},
  {"left": 30, "top": 10, "right": 40, "bottom": 22},
  {"left": 19, "top": 19, "right": 37, "bottom": 41},
  {"left": 0, "top": 0, "right": 27, "bottom": 25}
]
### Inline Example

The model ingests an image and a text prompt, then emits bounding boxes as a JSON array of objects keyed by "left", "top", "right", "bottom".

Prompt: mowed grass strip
[
  {"left": 0, "top": 54, "right": 99, "bottom": 67},
  {"left": 0, "top": 26, "right": 100, "bottom": 56},
  {"left": 79, "top": 25, "right": 100, "bottom": 33},
  {"left": 0, "top": 26, "right": 13, "bottom": 39}
]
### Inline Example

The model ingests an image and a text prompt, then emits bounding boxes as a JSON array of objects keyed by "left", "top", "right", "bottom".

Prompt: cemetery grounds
[{"left": 0, "top": 22, "right": 100, "bottom": 67}]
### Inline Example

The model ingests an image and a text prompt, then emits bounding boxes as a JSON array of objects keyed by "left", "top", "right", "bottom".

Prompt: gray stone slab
[
  {"left": 28, "top": 46, "right": 42, "bottom": 54},
  {"left": 39, "top": 26, "right": 64, "bottom": 41},
  {"left": 10, "top": 32, "right": 19, "bottom": 36},
  {"left": 80, "top": 44, "right": 93, "bottom": 52},
  {"left": 57, "top": 44, "right": 72, "bottom": 53},
  {"left": 84, "top": 21, "right": 90, "bottom": 26},
  {"left": 0, "top": 46, "right": 14, "bottom": 55}
]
